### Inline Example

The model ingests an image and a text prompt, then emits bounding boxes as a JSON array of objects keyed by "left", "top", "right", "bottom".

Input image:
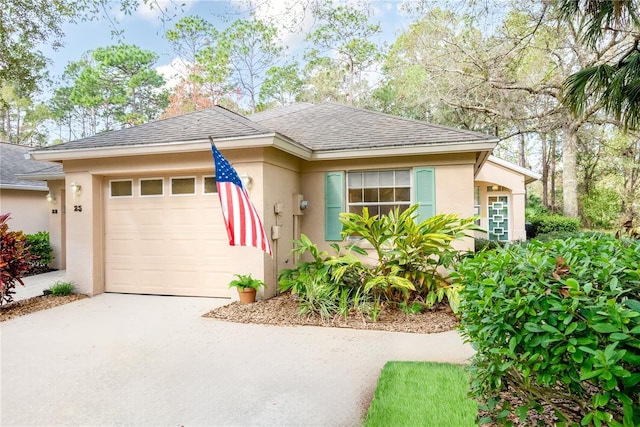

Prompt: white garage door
[{"left": 104, "top": 174, "right": 231, "bottom": 297}]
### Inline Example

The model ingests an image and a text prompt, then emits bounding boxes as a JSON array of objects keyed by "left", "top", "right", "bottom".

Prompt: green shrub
[
  {"left": 454, "top": 235, "right": 640, "bottom": 426},
  {"left": 279, "top": 205, "right": 480, "bottom": 318},
  {"left": 25, "top": 231, "right": 53, "bottom": 270},
  {"left": 529, "top": 214, "right": 580, "bottom": 237},
  {"left": 474, "top": 237, "right": 505, "bottom": 252},
  {"left": 49, "top": 281, "right": 74, "bottom": 296},
  {"left": 534, "top": 230, "right": 603, "bottom": 242},
  {"left": 1, "top": 213, "right": 35, "bottom": 306}
]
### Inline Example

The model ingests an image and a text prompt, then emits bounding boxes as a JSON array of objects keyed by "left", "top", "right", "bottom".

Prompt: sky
[{"left": 41, "top": 0, "right": 419, "bottom": 86}]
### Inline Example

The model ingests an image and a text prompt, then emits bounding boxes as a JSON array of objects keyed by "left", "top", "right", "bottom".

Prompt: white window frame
[
  {"left": 346, "top": 169, "right": 412, "bottom": 216},
  {"left": 109, "top": 179, "right": 134, "bottom": 198},
  {"left": 170, "top": 176, "right": 197, "bottom": 196},
  {"left": 139, "top": 177, "right": 164, "bottom": 198},
  {"left": 202, "top": 175, "right": 217, "bottom": 195}
]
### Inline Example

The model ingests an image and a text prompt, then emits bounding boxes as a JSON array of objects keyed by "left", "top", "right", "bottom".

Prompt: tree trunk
[
  {"left": 541, "top": 133, "right": 549, "bottom": 208},
  {"left": 551, "top": 136, "right": 557, "bottom": 213},
  {"left": 562, "top": 123, "right": 579, "bottom": 218},
  {"left": 518, "top": 131, "right": 526, "bottom": 167}
]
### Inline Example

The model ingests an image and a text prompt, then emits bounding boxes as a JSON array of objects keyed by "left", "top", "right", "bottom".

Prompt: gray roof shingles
[
  {"left": 36, "top": 106, "right": 273, "bottom": 152},
  {"left": 33, "top": 102, "right": 496, "bottom": 155},
  {"left": 0, "top": 143, "right": 62, "bottom": 189},
  {"left": 250, "top": 102, "right": 496, "bottom": 151}
]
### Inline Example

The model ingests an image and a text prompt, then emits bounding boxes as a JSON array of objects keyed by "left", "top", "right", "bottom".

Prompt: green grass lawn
[{"left": 364, "top": 361, "right": 477, "bottom": 427}]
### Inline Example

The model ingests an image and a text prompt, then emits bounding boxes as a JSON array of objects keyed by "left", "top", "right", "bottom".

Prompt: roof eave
[
  {"left": 311, "top": 141, "right": 497, "bottom": 161},
  {"left": 14, "top": 172, "right": 65, "bottom": 181},
  {"left": 0, "top": 184, "right": 49, "bottom": 191}
]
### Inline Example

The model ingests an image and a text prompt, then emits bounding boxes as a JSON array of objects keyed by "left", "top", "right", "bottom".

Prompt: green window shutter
[
  {"left": 414, "top": 167, "right": 435, "bottom": 222},
  {"left": 325, "top": 171, "right": 344, "bottom": 241}
]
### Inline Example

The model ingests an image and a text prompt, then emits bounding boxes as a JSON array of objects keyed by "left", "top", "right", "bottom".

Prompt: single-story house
[{"left": 30, "top": 102, "right": 540, "bottom": 299}]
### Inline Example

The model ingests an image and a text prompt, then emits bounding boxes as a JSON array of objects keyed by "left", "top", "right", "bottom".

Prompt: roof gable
[
  {"left": 250, "top": 102, "right": 496, "bottom": 151},
  {"left": 37, "top": 107, "right": 273, "bottom": 152}
]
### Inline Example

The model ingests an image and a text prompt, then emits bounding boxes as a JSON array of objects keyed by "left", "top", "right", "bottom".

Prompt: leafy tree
[
  {"left": 219, "top": 18, "right": 285, "bottom": 113},
  {"left": 303, "top": 1, "right": 383, "bottom": 106},
  {"left": 556, "top": 0, "right": 640, "bottom": 129},
  {"left": 258, "top": 62, "right": 304, "bottom": 108}
]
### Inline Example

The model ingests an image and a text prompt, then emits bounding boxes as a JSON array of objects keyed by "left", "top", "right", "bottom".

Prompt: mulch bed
[
  {"left": 203, "top": 292, "right": 460, "bottom": 334},
  {"left": 0, "top": 294, "right": 88, "bottom": 322}
]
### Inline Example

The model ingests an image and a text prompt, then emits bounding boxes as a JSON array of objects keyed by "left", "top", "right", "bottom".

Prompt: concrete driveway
[{"left": 1, "top": 292, "right": 474, "bottom": 426}]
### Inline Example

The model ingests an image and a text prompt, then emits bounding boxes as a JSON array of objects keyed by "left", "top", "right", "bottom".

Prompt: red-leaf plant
[{"left": 0, "top": 213, "right": 35, "bottom": 306}]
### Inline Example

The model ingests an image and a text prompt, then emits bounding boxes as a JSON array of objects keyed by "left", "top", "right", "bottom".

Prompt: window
[
  {"left": 140, "top": 178, "right": 163, "bottom": 197},
  {"left": 203, "top": 176, "right": 217, "bottom": 194},
  {"left": 488, "top": 195, "right": 510, "bottom": 241},
  {"left": 324, "top": 168, "right": 435, "bottom": 241},
  {"left": 171, "top": 177, "right": 196, "bottom": 195},
  {"left": 474, "top": 186, "right": 481, "bottom": 226},
  {"left": 110, "top": 180, "right": 133, "bottom": 198},
  {"left": 347, "top": 170, "right": 411, "bottom": 216}
]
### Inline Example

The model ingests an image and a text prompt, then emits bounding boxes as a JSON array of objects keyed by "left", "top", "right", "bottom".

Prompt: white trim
[
  {"left": 139, "top": 177, "right": 164, "bottom": 197},
  {"left": 0, "top": 184, "right": 48, "bottom": 191},
  {"left": 312, "top": 142, "right": 497, "bottom": 161},
  {"left": 109, "top": 179, "right": 134, "bottom": 198},
  {"left": 170, "top": 176, "right": 196, "bottom": 196}
]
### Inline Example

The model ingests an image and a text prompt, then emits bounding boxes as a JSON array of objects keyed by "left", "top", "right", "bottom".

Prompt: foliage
[
  {"left": 228, "top": 273, "right": 265, "bottom": 290},
  {"left": 0, "top": 214, "right": 35, "bottom": 306},
  {"left": 528, "top": 214, "right": 580, "bottom": 237},
  {"left": 50, "top": 281, "right": 74, "bottom": 296},
  {"left": 580, "top": 186, "right": 621, "bottom": 229},
  {"left": 364, "top": 361, "right": 477, "bottom": 427},
  {"left": 455, "top": 235, "right": 640, "bottom": 426},
  {"left": 279, "top": 205, "right": 479, "bottom": 319},
  {"left": 533, "top": 230, "right": 603, "bottom": 243},
  {"left": 25, "top": 231, "right": 53, "bottom": 270}
]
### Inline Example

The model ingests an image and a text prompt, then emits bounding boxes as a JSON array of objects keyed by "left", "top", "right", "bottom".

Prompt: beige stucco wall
[
  {"left": 475, "top": 160, "right": 528, "bottom": 241},
  {"left": 0, "top": 188, "right": 49, "bottom": 234},
  {"left": 43, "top": 180, "right": 66, "bottom": 270},
  {"left": 299, "top": 153, "right": 477, "bottom": 253}
]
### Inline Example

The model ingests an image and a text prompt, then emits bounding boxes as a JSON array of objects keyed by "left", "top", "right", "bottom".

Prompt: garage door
[{"left": 104, "top": 174, "right": 231, "bottom": 297}]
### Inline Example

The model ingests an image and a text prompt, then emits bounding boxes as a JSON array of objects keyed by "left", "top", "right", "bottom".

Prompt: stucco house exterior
[{"left": 30, "top": 102, "right": 540, "bottom": 299}]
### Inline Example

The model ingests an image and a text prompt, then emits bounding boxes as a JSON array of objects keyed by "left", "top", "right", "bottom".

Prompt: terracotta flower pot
[{"left": 237, "top": 288, "right": 257, "bottom": 304}]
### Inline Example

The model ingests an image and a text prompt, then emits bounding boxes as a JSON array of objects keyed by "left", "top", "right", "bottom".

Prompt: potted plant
[{"left": 228, "top": 274, "right": 265, "bottom": 304}]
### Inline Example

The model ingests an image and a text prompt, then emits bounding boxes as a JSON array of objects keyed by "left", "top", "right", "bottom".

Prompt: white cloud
[
  {"left": 250, "top": 0, "right": 314, "bottom": 52},
  {"left": 156, "top": 57, "right": 190, "bottom": 89}
]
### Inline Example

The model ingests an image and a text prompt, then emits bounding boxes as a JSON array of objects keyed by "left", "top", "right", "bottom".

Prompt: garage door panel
[{"left": 105, "top": 174, "right": 231, "bottom": 297}]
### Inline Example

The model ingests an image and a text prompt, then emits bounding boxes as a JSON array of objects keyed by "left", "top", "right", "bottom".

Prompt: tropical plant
[
  {"left": 228, "top": 273, "right": 265, "bottom": 290},
  {"left": 339, "top": 205, "right": 481, "bottom": 312},
  {"left": 455, "top": 235, "right": 640, "bottom": 426},
  {"left": 278, "top": 204, "right": 479, "bottom": 318},
  {"left": 0, "top": 213, "right": 35, "bottom": 306}
]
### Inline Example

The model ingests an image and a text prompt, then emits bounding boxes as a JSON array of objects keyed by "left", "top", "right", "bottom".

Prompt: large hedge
[
  {"left": 529, "top": 214, "right": 580, "bottom": 238},
  {"left": 454, "top": 234, "right": 640, "bottom": 426}
]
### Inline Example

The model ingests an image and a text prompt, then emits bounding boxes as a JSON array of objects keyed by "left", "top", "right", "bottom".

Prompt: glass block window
[
  {"left": 203, "top": 176, "right": 217, "bottom": 194},
  {"left": 347, "top": 170, "right": 411, "bottom": 216},
  {"left": 171, "top": 177, "right": 196, "bottom": 195},
  {"left": 110, "top": 180, "right": 133, "bottom": 198},
  {"left": 140, "top": 178, "right": 163, "bottom": 197},
  {"left": 488, "top": 195, "right": 509, "bottom": 241}
]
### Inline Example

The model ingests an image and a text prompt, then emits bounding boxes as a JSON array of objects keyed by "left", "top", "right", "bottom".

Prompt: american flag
[{"left": 211, "top": 145, "right": 272, "bottom": 256}]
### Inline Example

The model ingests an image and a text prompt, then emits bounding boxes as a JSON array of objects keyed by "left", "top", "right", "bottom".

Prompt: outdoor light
[
  {"left": 70, "top": 182, "right": 82, "bottom": 197},
  {"left": 491, "top": 185, "right": 500, "bottom": 191},
  {"left": 240, "top": 173, "right": 253, "bottom": 190},
  {"left": 46, "top": 193, "right": 56, "bottom": 204}
]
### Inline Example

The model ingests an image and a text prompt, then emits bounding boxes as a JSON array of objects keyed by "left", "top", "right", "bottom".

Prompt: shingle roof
[
  {"left": 36, "top": 106, "right": 273, "bottom": 152},
  {"left": 0, "top": 143, "right": 62, "bottom": 190},
  {"left": 250, "top": 102, "right": 496, "bottom": 151}
]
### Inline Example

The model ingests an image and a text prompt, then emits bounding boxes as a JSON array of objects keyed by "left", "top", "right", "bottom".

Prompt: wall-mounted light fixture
[
  {"left": 491, "top": 185, "right": 500, "bottom": 191},
  {"left": 240, "top": 173, "right": 253, "bottom": 190},
  {"left": 70, "top": 182, "right": 82, "bottom": 198},
  {"left": 299, "top": 200, "right": 309, "bottom": 210},
  {"left": 45, "top": 193, "right": 56, "bottom": 204}
]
